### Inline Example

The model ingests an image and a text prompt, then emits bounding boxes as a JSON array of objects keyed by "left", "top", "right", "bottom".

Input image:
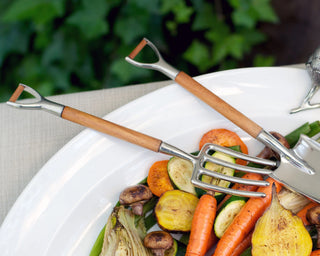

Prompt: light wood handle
[
  {"left": 8, "top": 84, "right": 25, "bottom": 102},
  {"left": 128, "top": 39, "right": 147, "bottom": 59},
  {"left": 175, "top": 71, "right": 262, "bottom": 138},
  {"left": 61, "top": 106, "right": 162, "bottom": 152}
]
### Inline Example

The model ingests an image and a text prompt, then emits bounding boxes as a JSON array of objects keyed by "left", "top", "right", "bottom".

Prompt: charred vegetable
[
  {"left": 251, "top": 184, "right": 312, "bottom": 256},
  {"left": 143, "top": 231, "right": 174, "bottom": 256},
  {"left": 306, "top": 205, "right": 320, "bottom": 249},
  {"left": 155, "top": 190, "right": 199, "bottom": 232},
  {"left": 278, "top": 187, "right": 310, "bottom": 214},
  {"left": 119, "top": 184, "right": 153, "bottom": 216},
  {"left": 100, "top": 205, "right": 152, "bottom": 255},
  {"left": 167, "top": 157, "right": 196, "bottom": 195}
]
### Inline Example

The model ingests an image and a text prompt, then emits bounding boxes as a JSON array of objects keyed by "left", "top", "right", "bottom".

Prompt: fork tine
[
  {"left": 202, "top": 154, "right": 273, "bottom": 175},
  {"left": 197, "top": 166, "right": 269, "bottom": 186},
  {"left": 203, "top": 143, "right": 277, "bottom": 167},
  {"left": 191, "top": 178, "right": 266, "bottom": 198}
]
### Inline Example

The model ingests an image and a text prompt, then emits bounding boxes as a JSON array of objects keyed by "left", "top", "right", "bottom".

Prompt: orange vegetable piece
[
  {"left": 213, "top": 178, "right": 282, "bottom": 256},
  {"left": 199, "top": 129, "right": 248, "bottom": 165},
  {"left": 311, "top": 250, "right": 320, "bottom": 256},
  {"left": 217, "top": 173, "right": 263, "bottom": 210},
  {"left": 186, "top": 193, "right": 217, "bottom": 256},
  {"left": 230, "top": 231, "right": 253, "bottom": 256},
  {"left": 147, "top": 160, "right": 174, "bottom": 197}
]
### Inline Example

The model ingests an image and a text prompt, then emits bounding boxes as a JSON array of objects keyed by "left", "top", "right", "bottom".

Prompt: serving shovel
[{"left": 125, "top": 38, "right": 320, "bottom": 203}]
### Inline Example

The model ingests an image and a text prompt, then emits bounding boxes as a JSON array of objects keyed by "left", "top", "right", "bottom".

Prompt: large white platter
[{"left": 1, "top": 67, "right": 319, "bottom": 255}]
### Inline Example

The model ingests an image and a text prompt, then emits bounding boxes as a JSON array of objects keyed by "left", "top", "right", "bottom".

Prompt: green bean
[
  {"left": 285, "top": 122, "right": 311, "bottom": 147},
  {"left": 307, "top": 121, "right": 320, "bottom": 138}
]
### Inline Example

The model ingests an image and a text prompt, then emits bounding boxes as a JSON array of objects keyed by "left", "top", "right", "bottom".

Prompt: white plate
[{"left": 1, "top": 67, "right": 319, "bottom": 255}]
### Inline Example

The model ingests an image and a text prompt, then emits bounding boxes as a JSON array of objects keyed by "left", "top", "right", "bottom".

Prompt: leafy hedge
[{"left": 0, "top": 0, "right": 278, "bottom": 102}]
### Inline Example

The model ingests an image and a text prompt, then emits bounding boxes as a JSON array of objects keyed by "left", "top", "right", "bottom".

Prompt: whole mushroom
[
  {"left": 119, "top": 184, "right": 153, "bottom": 215},
  {"left": 307, "top": 205, "right": 320, "bottom": 249},
  {"left": 143, "top": 231, "right": 174, "bottom": 256}
]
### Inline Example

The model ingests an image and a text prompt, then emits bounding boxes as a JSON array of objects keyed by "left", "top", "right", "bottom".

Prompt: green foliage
[{"left": 0, "top": 0, "right": 278, "bottom": 102}]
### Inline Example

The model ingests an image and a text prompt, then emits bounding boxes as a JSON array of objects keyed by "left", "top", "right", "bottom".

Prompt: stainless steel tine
[
  {"left": 194, "top": 144, "right": 271, "bottom": 187},
  {"left": 192, "top": 178, "right": 267, "bottom": 198},
  {"left": 203, "top": 143, "right": 277, "bottom": 173}
]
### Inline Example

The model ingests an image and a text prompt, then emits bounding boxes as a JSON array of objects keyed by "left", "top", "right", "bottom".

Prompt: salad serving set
[{"left": 7, "top": 39, "right": 320, "bottom": 202}]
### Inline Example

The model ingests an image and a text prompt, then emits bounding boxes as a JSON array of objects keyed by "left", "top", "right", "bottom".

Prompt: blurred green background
[{"left": 0, "top": 0, "right": 280, "bottom": 102}]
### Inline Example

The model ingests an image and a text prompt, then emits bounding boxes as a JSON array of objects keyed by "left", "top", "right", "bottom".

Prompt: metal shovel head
[{"left": 270, "top": 134, "right": 320, "bottom": 203}]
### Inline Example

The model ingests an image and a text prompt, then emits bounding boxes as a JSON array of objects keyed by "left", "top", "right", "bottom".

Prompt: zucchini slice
[
  {"left": 202, "top": 151, "right": 235, "bottom": 195},
  {"left": 165, "top": 239, "right": 178, "bottom": 256},
  {"left": 167, "top": 157, "right": 196, "bottom": 195},
  {"left": 214, "top": 196, "right": 247, "bottom": 238}
]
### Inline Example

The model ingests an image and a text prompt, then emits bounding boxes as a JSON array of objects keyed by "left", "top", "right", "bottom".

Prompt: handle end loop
[
  {"left": 7, "top": 84, "right": 64, "bottom": 116},
  {"left": 126, "top": 38, "right": 179, "bottom": 80}
]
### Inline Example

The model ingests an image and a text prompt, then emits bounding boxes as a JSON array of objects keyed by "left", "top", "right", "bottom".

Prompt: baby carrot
[
  {"left": 213, "top": 178, "right": 282, "bottom": 256},
  {"left": 217, "top": 173, "right": 263, "bottom": 210},
  {"left": 186, "top": 193, "right": 217, "bottom": 256},
  {"left": 230, "top": 231, "right": 253, "bottom": 256}
]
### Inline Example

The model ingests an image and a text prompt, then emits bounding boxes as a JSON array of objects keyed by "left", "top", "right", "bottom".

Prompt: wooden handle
[
  {"left": 175, "top": 71, "right": 262, "bottom": 138},
  {"left": 61, "top": 106, "right": 162, "bottom": 152},
  {"left": 8, "top": 84, "right": 25, "bottom": 102},
  {"left": 128, "top": 38, "right": 148, "bottom": 59}
]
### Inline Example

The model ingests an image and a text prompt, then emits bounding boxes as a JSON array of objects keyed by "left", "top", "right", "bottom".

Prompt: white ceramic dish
[{"left": 1, "top": 67, "right": 319, "bottom": 255}]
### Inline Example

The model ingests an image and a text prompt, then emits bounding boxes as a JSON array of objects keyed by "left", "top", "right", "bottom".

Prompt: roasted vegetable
[
  {"left": 214, "top": 195, "right": 247, "bottom": 238},
  {"left": 144, "top": 231, "right": 174, "bottom": 256},
  {"left": 147, "top": 160, "right": 174, "bottom": 197},
  {"left": 119, "top": 184, "right": 153, "bottom": 216},
  {"left": 251, "top": 184, "right": 312, "bottom": 256},
  {"left": 100, "top": 206, "right": 152, "bottom": 255},
  {"left": 167, "top": 157, "right": 196, "bottom": 195},
  {"left": 155, "top": 190, "right": 199, "bottom": 232},
  {"left": 306, "top": 205, "right": 320, "bottom": 249},
  {"left": 278, "top": 187, "right": 310, "bottom": 214}
]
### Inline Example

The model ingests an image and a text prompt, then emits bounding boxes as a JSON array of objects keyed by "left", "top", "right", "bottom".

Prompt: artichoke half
[{"left": 100, "top": 206, "right": 152, "bottom": 256}]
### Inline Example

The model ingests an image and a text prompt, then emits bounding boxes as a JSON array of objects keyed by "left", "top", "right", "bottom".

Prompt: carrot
[
  {"left": 311, "top": 250, "right": 320, "bottom": 256},
  {"left": 213, "top": 178, "right": 282, "bottom": 256},
  {"left": 186, "top": 193, "right": 217, "bottom": 256},
  {"left": 147, "top": 160, "right": 174, "bottom": 197},
  {"left": 199, "top": 129, "right": 248, "bottom": 165},
  {"left": 230, "top": 231, "right": 253, "bottom": 256},
  {"left": 206, "top": 230, "right": 218, "bottom": 252},
  {"left": 297, "top": 201, "right": 320, "bottom": 226},
  {"left": 217, "top": 173, "right": 263, "bottom": 210}
]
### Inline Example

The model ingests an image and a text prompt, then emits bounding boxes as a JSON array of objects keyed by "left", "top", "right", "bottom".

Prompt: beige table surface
[{"left": 0, "top": 64, "right": 305, "bottom": 226}]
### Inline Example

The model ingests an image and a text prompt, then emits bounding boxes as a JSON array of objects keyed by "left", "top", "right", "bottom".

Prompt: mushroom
[
  {"left": 307, "top": 205, "right": 320, "bottom": 249},
  {"left": 119, "top": 184, "right": 153, "bottom": 215},
  {"left": 143, "top": 231, "right": 173, "bottom": 256}
]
